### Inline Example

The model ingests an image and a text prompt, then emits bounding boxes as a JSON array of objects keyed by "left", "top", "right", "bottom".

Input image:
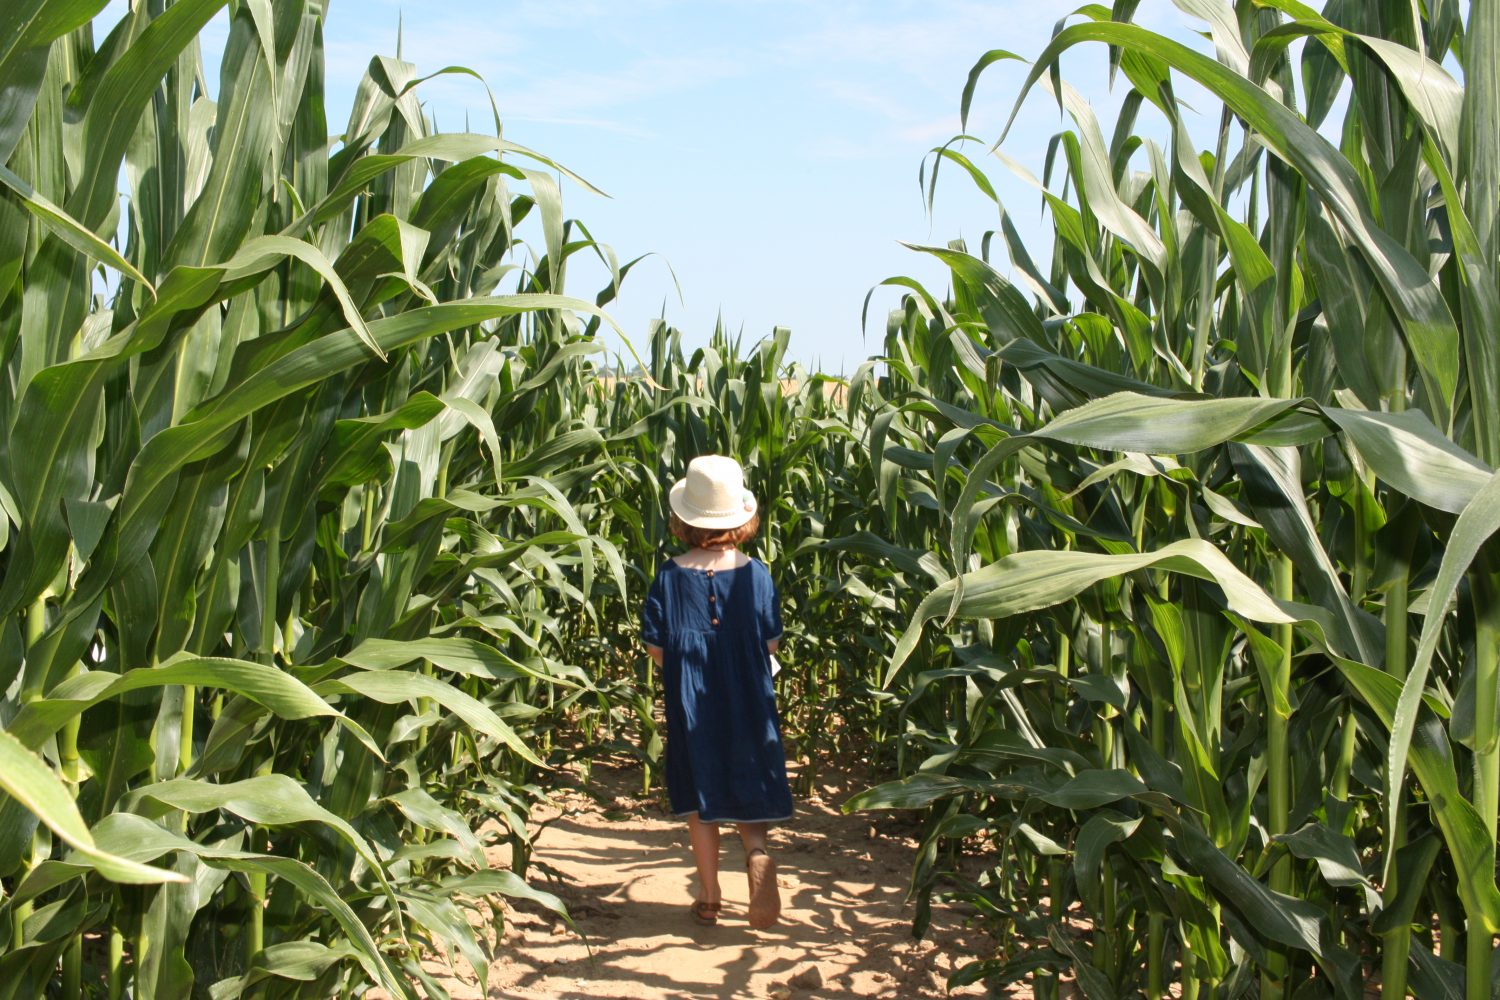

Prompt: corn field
[{"left": 2, "top": 0, "right": 1499, "bottom": 997}]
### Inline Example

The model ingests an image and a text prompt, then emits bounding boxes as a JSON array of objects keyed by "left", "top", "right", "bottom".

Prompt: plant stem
[
  {"left": 248, "top": 522, "right": 282, "bottom": 978},
  {"left": 62, "top": 933, "right": 81, "bottom": 1000},
  {"left": 61, "top": 657, "right": 84, "bottom": 1000},
  {"left": 1466, "top": 567, "right": 1500, "bottom": 999},
  {"left": 1382, "top": 538, "right": 1412, "bottom": 998},
  {"left": 134, "top": 921, "right": 150, "bottom": 998},
  {"left": 60, "top": 675, "right": 83, "bottom": 785},
  {"left": 248, "top": 758, "right": 276, "bottom": 1000},
  {"left": 11, "top": 598, "right": 47, "bottom": 951},
  {"left": 1038, "top": 625, "right": 1070, "bottom": 1000},
  {"left": 1328, "top": 707, "right": 1357, "bottom": 806},
  {"left": 1262, "top": 555, "right": 1294, "bottom": 998},
  {"left": 108, "top": 923, "right": 125, "bottom": 1000},
  {"left": 1095, "top": 618, "right": 1117, "bottom": 977},
  {"left": 1438, "top": 887, "right": 1464, "bottom": 962},
  {"left": 1147, "top": 555, "right": 1170, "bottom": 997},
  {"left": 179, "top": 683, "right": 195, "bottom": 771},
  {"left": 1148, "top": 690, "right": 1168, "bottom": 999},
  {"left": 1190, "top": 109, "right": 1231, "bottom": 392}
]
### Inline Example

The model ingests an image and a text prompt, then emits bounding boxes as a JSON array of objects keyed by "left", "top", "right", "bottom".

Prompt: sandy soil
[{"left": 416, "top": 760, "right": 1023, "bottom": 999}]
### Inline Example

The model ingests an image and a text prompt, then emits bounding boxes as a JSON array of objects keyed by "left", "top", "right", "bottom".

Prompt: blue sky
[{"left": 97, "top": 1, "right": 1215, "bottom": 372}]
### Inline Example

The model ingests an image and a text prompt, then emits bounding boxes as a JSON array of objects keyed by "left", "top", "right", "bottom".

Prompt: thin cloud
[
  {"left": 489, "top": 54, "right": 746, "bottom": 119},
  {"left": 495, "top": 114, "right": 658, "bottom": 139},
  {"left": 816, "top": 80, "right": 915, "bottom": 122},
  {"left": 897, "top": 116, "right": 966, "bottom": 144},
  {"left": 320, "top": 7, "right": 749, "bottom": 134},
  {"left": 779, "top": 0, "right": 1058, "bottom": 74},
  {"left": 805, "top": 135, "right": 878, "bottom": 161}
]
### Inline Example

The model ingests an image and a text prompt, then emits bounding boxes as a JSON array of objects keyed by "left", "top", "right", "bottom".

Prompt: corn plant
[
  {"left": 0, "top": 1, "right": 638, "bottom": 995},
  {"left": 568, "top": 322, "right": 898, "bottom": 794},
  {"left": 847, "top": 1, "right": 1500, "bottom": 998},
  {"left": 13, "top": 1, "right": 1500, "bottom": 998}
]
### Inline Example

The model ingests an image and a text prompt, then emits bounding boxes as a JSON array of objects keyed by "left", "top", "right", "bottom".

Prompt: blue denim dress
[{"left": 641, "top": 557, "right": 793, "bottom": 823}]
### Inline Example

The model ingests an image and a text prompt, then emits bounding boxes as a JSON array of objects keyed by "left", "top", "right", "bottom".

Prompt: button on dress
[{"left": 641, "top": 557, "right": 793, "bottom": 823}]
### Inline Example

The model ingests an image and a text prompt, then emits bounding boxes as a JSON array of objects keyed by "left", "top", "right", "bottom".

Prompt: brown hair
[{"left": 669, "top": 511, "right": 761, "bottom": 550}]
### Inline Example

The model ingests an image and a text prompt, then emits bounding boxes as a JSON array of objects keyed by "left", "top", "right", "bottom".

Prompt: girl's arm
[
  {"left": 757, "top": 563, "right": 783, "bottom": 657},
  {"left": 642, "top": 571, "right": 665, "bottom": 664}
]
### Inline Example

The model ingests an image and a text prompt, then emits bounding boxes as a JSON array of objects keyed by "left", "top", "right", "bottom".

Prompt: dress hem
[{"left": 674, "top": 809, "right": 794, "bottom": 824}]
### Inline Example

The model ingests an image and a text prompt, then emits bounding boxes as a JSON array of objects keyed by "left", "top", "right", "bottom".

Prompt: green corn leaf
[
  {"left": 123, "top": 773, "right": 400, "bottom": 917},
  {"left": 959, "top": 49, "right": 1025, "bottom": 130},
  {"left": 890, "top": 538, "right": 1294, "bottom": 685},
  {"left": 224, "top": 235, "right": 384, "bottom": 359},
  {"left": 85, "top": 815, "right": 408, "bottom": 997},
  {"left": 0, "top": 0, "right": 110, "bottom": 163},
  {"left": 209, "top": 941, "right": 363, "bottom": 998},
  {"left": 1384, "top": 469, "right": 1500, "bottom": 931},
  {"left": 5, "top": 653, "right": 355, "bottom": 749},
  {"left": 1336, "top": 656, "right": 1500, "bottom": 932},
  {"left": 0, "top": 164, "right": 155, "bottom": 294},
  {"left": 1408, "top": 950, "right": 1465, "bottom": 999},
  {"left": 1047, "top": 926, "right": 1119, "bottom": 1000},
  {"left": 386, "top": 788, "right": 484, "bottom": 867},
  {"left": 399, "top": 892, "right": 491, "bottom": 990},
  {"left": 68, "top": 0, "right": 230, "bottom": 230},
  {"left": 1276, "top": 824, "right": 1379, "bottom": 911},
  {"left": 0, "top": 729, "right": 186, "bottom": 885},
  {"left": 339, "top": 636, "right": 532, "bottom": 681},
  {"left": 1323, "top": 407, "right": 1492, "bottom": 515},
  {"left": 0, "top": 265, "right": 226, "bottom": 618},
  {"left": 1041, "top": 770, "right": 1152, "bottom": 810},
  {"left": 1229, "top": 443, "right": 1381, "bottom": 664},
  {"left": 995, "top": 20, "right": 1460, "bottom": 427},
  {"left": 321, "top": 669, "right": 543, "bottom": 767},
  {"left": 160, "top": 4, "right": 278, "bottom": 271},
  {"left": 1167, "top": 820, "right": 1360, "bottom": 997},
  {"left": 1074, "top": 809, "right": 1140, "bottom": 917}
]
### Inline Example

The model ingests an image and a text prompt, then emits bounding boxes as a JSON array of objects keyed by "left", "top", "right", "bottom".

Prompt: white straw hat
[{"left": 669, "top": 455, "right": 758, "bottom": 530}]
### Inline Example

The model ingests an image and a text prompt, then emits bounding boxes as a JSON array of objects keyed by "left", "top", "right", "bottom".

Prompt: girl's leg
[
  {"left": 687, "top": 813, "right": 722, "bottom": 904},
  {"left": 738, "top": 822, "right": 781, "bottom": 928},
  {"left": 736, "top": 822, "right": 768, "bottom": 858}
]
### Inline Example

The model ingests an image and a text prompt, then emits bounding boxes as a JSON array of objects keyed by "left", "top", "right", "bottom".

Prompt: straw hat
[{"left": 669, "top": 455, "right": 758, "bottom": 529}]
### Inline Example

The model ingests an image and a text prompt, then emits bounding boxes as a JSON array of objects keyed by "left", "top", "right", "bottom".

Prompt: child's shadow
[{"left": 500, "top": 798, "right": 978, "bottom": 999}]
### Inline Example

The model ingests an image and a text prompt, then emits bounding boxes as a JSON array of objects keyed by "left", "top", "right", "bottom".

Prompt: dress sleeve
[
  {"left": 757, "top": 562, "right": 783, "bottom": 642},
  {"left": 641, "top": 570, "right": 666, "bottom": 648}
]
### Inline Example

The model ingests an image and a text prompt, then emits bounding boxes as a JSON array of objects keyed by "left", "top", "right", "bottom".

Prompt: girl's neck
[{"left": 674, "top": 546, "right": 747, "bottom": 570}]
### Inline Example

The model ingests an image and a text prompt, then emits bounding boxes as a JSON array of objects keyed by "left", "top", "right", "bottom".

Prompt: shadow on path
[
  {"left": 470, "top": 761, "right": 1005, "bottom": 999},
  {"left": 369, "top": 761, "right": 1032, "bottom": 995}
]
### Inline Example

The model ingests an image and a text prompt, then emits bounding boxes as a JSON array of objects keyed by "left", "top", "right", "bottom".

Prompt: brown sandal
[
  {"left": 690, "top": 899, "right": 721, "bottom": 926},
  {"left": 746, "top": 849, "right": 780, "bottom": 929}
]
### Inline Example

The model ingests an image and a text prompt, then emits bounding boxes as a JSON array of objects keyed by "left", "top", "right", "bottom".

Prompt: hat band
[{"left": 686, "top": 502, "right": 742, "bottom": 517}]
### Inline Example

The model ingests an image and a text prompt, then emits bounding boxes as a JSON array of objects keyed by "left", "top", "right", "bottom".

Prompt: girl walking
[{"left": 641, "top": 455, "right": 792, "bottom": 929}]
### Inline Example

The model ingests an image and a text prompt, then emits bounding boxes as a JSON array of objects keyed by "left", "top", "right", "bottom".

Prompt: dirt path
[{"left": 465, "top": 761, "right": 1003, "bottom": 999}]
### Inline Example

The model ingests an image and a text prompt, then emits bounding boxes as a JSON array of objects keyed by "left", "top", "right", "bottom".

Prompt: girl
[{"left": 641, "top": 454, "right": 792, "bottom": 929}]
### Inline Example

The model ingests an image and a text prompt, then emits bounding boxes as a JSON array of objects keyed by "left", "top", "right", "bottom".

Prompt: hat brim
[{"left": 668, "top": 479, "right": 758, "bottom": 530}]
